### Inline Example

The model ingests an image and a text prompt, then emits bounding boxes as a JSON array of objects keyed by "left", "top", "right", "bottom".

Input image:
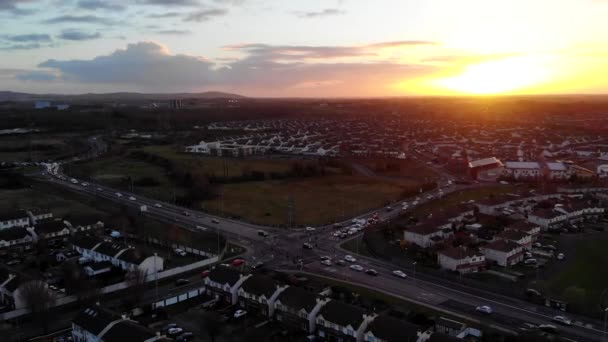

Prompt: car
[
  {"left": 167, "top": 327, "right": 184, "bottom": 336},
  {"left": 344, "top": 255, "right": 356, "bottom": 263},
  {"left": 557, "top": 253, "right": 565, "bottom": 260},
  {"left": 386, "top": 206, "right": 392, "bottom": 212},
  {"left": 234, "top": 309, "right": 247, "bottom": 318},
  {"left": 6, "top": 259, "right": 21, "bottom": 265},
  {"left": 196, "top": 225, "right": 207, "bottom": 231},
  {"left": 552, "top": 315, "right": 572, "bottom": 326},
  {"left": 339, "top": 233, "right": 347, "bottom": 239},
  {"left": 305, "top": 226, "right": 316, "bottom": 232},
  {"left": 200, "top": 270, "right": 210, "bottom": 278},
  {"left": 176, "top": 332, "right": 194, "bottom": 342},
  {"left": 175, "top": 279, "right": 190, "bottom": 286},
  {"left": 333, "top": 232, "right": 341, "bottom": 237},
  {"left": 129, "top": 196, "right": 136, "bottom": 201},
  {"left": 320, "top": 256, "right": 331, "bottom": 261},
  {"left": 303, "top": 243, "right": 314, "bottom": 249},
  {"left": 349, "top": 264, "right": 364, "bottom": 272},
  {"left": 154, "top": 203, "right": 162, "bottom": 208},
  {"left": 163, "top": 323, "right": 178, "bottom": 332},
  {"left": 524, "top": 252, "right": 533, "bottom": 259},
  {"left": 211, "top": 218, "right": 220, "bottom": 224},
  {"left": 182, "top": 211, "right": 191, "bottom": 216},
  {"left": 174, "top": 248, "right": 187, "bottom": 257},
  {"left": 365, "top": 269, "right": 379, "bottom": 276},
  {"left": 392, "top": 270, "right": 407, "bottom": 278},
  {"left": 532, "top": 242, "right": 542, "bottom": 248},
  {"left": 115, "top": 192, "right": 123, "bottom": 197},
  {"left": 475, "top": 305, "right": 493, "bottom": 314},
  {"left": 538, "top": 324, "right": 557, "bottom": 334},
  {"left": 81, "top": 182, "right": 88, "bottom": 187},
  {"left": 336, "top": 260, "right": 347, "bottom": 266},
  {"left": 252, "top": 262, "right": 264, "bottom": 269},
  {"left": 97, "top": 187, "right": 102, "bottom": 191},
  {"left": 545, "top": 245, "right": 557, "bottom": 251},
  {"left": 321, "top": 260, "right": 332, "bottom": 266},
  {"left": 231, "top": 259, "right": 245, "bottom": 267},
  {"left": 524, "top": 258, "right": 537, "bottom": 265},
  {"left": 257, "top": 230, "right": 269, "bottom": 237},
  {"left": 526, "top": 288, "right": 542, "bottom": 297}
]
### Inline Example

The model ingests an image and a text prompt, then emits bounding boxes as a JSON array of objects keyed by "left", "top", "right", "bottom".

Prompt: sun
[{"left": 434, "top": 56, "right": 553, "bottom": 95}]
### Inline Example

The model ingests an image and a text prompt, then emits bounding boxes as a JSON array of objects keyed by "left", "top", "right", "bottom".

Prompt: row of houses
[
  {"left": 0, "top": 209, "right": 53, "bottom": 230},
  {"left": 203, "top": 266, "right": 478, "bottom": 342},
  {"left": 468, "top": 158, "right": 595, "bottom": 181}
]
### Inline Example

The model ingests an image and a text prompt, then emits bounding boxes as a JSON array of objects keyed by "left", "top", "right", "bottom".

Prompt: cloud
[
  {"left": 44, "top": 15, "right": 116, "bottom": 25},
  {"left": 77, "top": 0, "right": 126, "bottom": 11},
  {"left": 58, "top": 29, "right": 101, "bottom": 41},
  {"left": 147, "top": 12, "right": 182, "bottom": 18},
  {"left": 369, "top": 40, "right": 439, "bottom": 48},
  {"left": 137, "top": 0, "right": 200, "bottom": 6},
  {"left": 34, "top": 41, "right": 438, "bottom": 95},
  {"left": 155, "top": 29, "right": 191, "bottom": 35},
  {"left": 3, "top": 33, "right": 51, "bottom": 42},
  {"left": 295, "top": 8, "right": 346, "bottom": 18},
  {"left": 184, "top": 8, "right": 228, "bottom": 22},
  {"left": 16, "top": 70, "right": 57, "bottom": 81},
  {"left": 0, "top": 43, "right": 43, "bottom": 50},
  {"left": 0, "top": 0, "right": 36, "bottom": 14}
]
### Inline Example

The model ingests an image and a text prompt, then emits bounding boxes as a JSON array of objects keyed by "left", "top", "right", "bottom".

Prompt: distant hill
[{"left": 0, "top": 91, "right": 245, "bottom": 102}]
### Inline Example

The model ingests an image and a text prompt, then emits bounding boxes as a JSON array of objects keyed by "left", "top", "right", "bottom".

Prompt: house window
[{"left": 346, "top": 328, "right": 354, "bottom": 336}]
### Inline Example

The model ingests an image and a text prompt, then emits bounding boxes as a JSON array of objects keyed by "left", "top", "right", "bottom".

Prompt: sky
[{"left": 1, "top": 0, "right": 607, "bottom": 97}]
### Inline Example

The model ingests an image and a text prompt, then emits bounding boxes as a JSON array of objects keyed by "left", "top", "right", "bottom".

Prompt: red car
[
  {"left": 200, "top": 270, "right": 210, "bottom": 278},
  {"left": 231, "top": 259, "right": 245, "bottom": 267}
]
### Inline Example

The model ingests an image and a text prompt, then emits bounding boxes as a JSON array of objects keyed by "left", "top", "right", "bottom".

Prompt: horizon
[{"left": 1, "top": 0, "right": 607, "bottom": 97}]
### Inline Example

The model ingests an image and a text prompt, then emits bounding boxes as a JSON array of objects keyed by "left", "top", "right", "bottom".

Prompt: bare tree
[
  {"left": 125, "top": 268, "right": 147, "bottom": 305},
  {"left": 18, "top": 280, "right": 56, "bottom": 333}
]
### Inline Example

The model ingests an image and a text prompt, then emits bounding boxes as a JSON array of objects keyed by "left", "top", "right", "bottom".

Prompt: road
[{"left": 36, "top": 166, "right": 608, "bottom": 342}]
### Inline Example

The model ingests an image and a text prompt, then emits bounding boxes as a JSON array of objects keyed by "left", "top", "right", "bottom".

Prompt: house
[
  {"left": 72, "top": 306, "right": 167, "bottom": 342},
  {"left": 237, "top": 274, "right": 287, "bottom": 317},
  {"left": 481, "top": 240, "right": 524, "bottom": 267},
  {"left": 437, "top": 247, "right": 486, "bottom": 274},
  {"left": 502, "top": 161, "right": 541, "bottom": 180},
  {"left": 468, "top": 157, "right": 504, "bottom": 180},
  {"left": 73, "top": 237, "right": 164, "bottom": 275},
  {"left": 363, "top": 315, "right": 423, "bottom": 342},
  {"left": 403, "top": 221, "right": 453, "bottom": 248},
  {"left": 65, "top": 219, "right": 104, "bottom": 233},
  {"left": 527, "top": 208, "right": 568, "bottom": 230},
  {"left": 204, "top": 266, "right": 251, "bottom": 305},
  {"left": 496, "top": 230, "right": 532, "bottom": 250},
  {"left": 434, "top": 317, "right": 466, "bottom": 337},
  {"left": 0, "top": 276, "right": 51, "bottom": 310},
  {"left": 0, "top": 226, "right": 36, "bottom": 251},
  {"left": 84, "top": 261, "right": 114, "bottom": 277},
  {"left": 505, "top": 221, "right": 541, "bottom": 241},
  {"left": 34, "top": 219, "right": 71, "bottom": 246},
  {"left": 0, "top": 210, "right": 30, "bottom": 230},
  {"left": 26, "top": 209, "right": 53, "bottom": 225},
  {"left": 316, "top": 300, "right": 375, "bottom": 342},
  {"left": 55, "top": 249, "right": 81, "bottom": 263},
  {"left": 274, "top": 286, "right": 329, "bottom": 333},
  {"left": 545, "top": 162, "right": 571, "bottom": 180}
]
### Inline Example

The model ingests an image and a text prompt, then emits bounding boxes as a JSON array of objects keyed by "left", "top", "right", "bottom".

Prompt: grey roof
[
  {"left": 73, "top": 307, "right": 119, "bottom": 335},
  {"left": 366, "top": 315, "right": 420, "bottom": 342},
  {"left": 318, "top": 300, "right": 367, "bottom": 328},
  {"left": 35, "top": 220, "right": 67, "bottom": 235},
  {"left": 276, "top": 286, "right": 318, "bottom": 312},
  {"left": 116, "top": 248, "right": 148, "bottom": 265},
  {"left": 0, "top": 226, "right": 32, "bottom": 241},
  {"left": 240, "top": 275, "right": 280, "bottom": 298},
  {"left": 73, "top": 235, "right": 101, "bottom": 250},
  {"left": 208, "top": 266, "right": 241, "bottom": 286},
  {"left": 101, "top": 320, "right": 157, "bottom": 342},
  {"left": 94, "top": 242, "right": 127, "bottom": 258}
]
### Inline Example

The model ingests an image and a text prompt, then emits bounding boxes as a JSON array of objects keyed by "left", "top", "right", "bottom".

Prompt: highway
[{"left": 36, "top": 166, "right": 608, "bottom": 342}]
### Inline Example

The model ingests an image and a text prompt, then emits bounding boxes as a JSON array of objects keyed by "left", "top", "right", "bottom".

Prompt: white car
[
  {"left": 475, "top": 305, "right": 493, "bottom": 314},
  {"left": 81, "top": 182, "right": 88, "bottom": 187},
  {"left": 392, "top": 270, "right": 407, "bottom": 278},
  {"left": 167, "top": 327, "right": 183, "bottom": 336},
  {"left": 344, "top": 255, "right": 357, "bottom": 263},
  {"left": 552, "top": 315, "right": 572, "bottom": 326},
  {"left": 234, "top": 309, "right": 247, "bottom": 318},
  {"left": 115, "top": 192, "right": 123, "bottom": 197},
  {"left": 129, "top": 196, "right": 136, "bottom": 201},
  {"left": 97, "top": 187, "right": 102, "bottom": 191},
  {"left": 174, "top": 248, "right": 187, "bottom": 257},
  {"left": 321, "top": 260, "right": 332, "bottom": 266},
  {"left": 557, "top": 253, "right": 565, "bottom": 260},
  {"left": 349, "top": 264, "right": 364, "bottom": 272},
  {"left": 305, "top": 227, "right": 316, "bottom": 232},
  {"left": 154, "top": 203, "right": 162, "bottom": 208}
]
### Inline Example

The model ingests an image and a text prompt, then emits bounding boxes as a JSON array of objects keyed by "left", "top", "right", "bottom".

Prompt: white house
[
  {"left": 502, "top": 161, "right": 542, "bottom": 180},
  {"left": 437, "top": 247, "right": 486, "bottom": 274},
  {"left": 204, "top": 266, "right": 251, "bottom": 305},
  {"left": 237, "top": 275, "right": 287, "bottom": 317},
  {"left": 403, "top": 221, "right": 453, "bottom": 248},
  {"left": 496, "top": 230, "right": 533, "bottom": 250},
  {"left": 0, "top": 226, "right": 36, "bottom": 251},
  {"left": 274, "top": 286, "right": 329, "bottom": 333},
  {"left": 0, "top": 210, "right": 30, "bottom": 230},
  {"left": 481, "top": 240, "right": 524, "bottom": 267},
  {"left": 545, "top": 162, "right": 571, "bottom": 180}
]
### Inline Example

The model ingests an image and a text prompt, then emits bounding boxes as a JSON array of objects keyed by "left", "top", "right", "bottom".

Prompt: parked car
[
  {"left": 200, "top": 270, "right": 210, "bottom": 278},
  {"left": 176, "top": 332, "right": 194, "bottom": 342},
  {"left": 234, "top": 309, "right": 247, "bottom": 318},
  {"left": 557, "top": 253, "right": 565, "bottom": 260},
  {"left": 257, "top": 230, "right": 269, "bottom": 237},
  {"left": 336, "top": 260, "right": 347, "bottom": 266},
  {"left": 392, "top": 270, "right": 407, "bottom": 278},
  {"left": 475, "top": 305, "right": 493, "bottom": 314},
  {"left": 552, "top": 315, "right": 572, "bottom": 326},
  {"left": 344, "top": 255, "right": 357, "bottom": 263},
  {"left": 115, "top": 192, "right": 123, "bottom": 197},
  {"left": 175, "top": 279, "right": 190, "bottom": 286},
  {"left": 163, "top": 323, "right": 178, "bottom": 332},
  {"left": 303, "top": 242, "right": 314, "bottom": 249},
  {"left": 167, "top": 327, "right": 184, "bottom": 337},
  {"left": 252, "top": 262, "right": 264, "bottom": 269},
  {"left": 538, "top": 324, "right": 557, "bottom": 334},
  {"left": 320, "top": 256, "right": 331, "bottom": 261},
  {"left": 6, "top": 259, "right": 21, "bottom": 266},
  {"left": 349, "top": 265, "right": 364, "bottom": 272},
  {"left": 211, "top": 218, "right": 220, "bottom": 224},
  {"left": 231, "top": 259, "right": 245, "bottom": 267},
  {"left": 129, "top": 196, "right": 136, "bottom": 201},
  {"left": 182, "top": 211, "right": 190, "bottom": 216},
  {"left": 305, "top": 227, "right": 316, "bottom": 232},
  {"left": 154, "top": 203, "right": 162, "bottom": 208},
  {"left": 174, "top": 248, "right": 187, "bottom": 257},
  {"left": 321, "top": 260, "right": 332, "bottom": 266},
  {"left": 524, "top": 258, "right": 538, "bottom": 265}
]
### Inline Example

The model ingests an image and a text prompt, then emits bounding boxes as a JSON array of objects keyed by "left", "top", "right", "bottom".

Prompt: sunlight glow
[{"left": 434, "top": 56, "right": 553, "bottom": 95}]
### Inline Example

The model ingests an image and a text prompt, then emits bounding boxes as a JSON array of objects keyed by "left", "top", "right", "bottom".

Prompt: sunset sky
[{"left": 1, "top": 0, "right": 607, "bottom": 97}]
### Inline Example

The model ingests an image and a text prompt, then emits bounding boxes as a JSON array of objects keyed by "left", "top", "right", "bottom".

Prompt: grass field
[
  {"left": 359, "top": 158, "right": 439, "bottom": 179},
  {"left": 202, "top": 175, "right": 418, "bottom": 225},
  {"left": 0, "top": 134, "right": 76, "bottom": 162}
]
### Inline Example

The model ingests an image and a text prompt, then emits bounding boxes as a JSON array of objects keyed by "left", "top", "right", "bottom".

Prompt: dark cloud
[
  {"left": 223, "top": 43, "right": 376, "bottom": 60},
  {"left": 147, "top": 12, "right": 182, "bottom": 18},
  {"left": 58, "top": 29, "right": 101, "bottom": 41},
  {"left": 44, "top": 15, "right": 116, "bottom": 25},
  {"left": 0, "top": 42, "right": 42, "bottom": 50},
  {"left": 184, "top": 8, "right": 228, "bottom": 22},
  {"left": 77, "top": 0, "right": 126, "bottom": 11},
  {"left": 295, "top": 8, "right": 345, "bottom": 18},
  {"left": 155, "top": 29, "right": 191, "bottom": 35},
  {"left": 0, "top": 0, "right": 36, "bottom": 14},
  {"left": 34, "top": 41, "right": 438, "bottom": 94},
  {"left": 3, "top": 33, "right": 51, "bottom": 42}
]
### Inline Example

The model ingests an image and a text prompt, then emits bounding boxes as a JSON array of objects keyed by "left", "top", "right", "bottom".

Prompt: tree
[
  {"left": 61, "top": 261, "right": 102, "bottom": 304},
  {"left": 18, "top": 280, "right": 56, "bottom": 333},
  {"left": 125, "top": 268, "right": 147, "bottom": 305}
]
